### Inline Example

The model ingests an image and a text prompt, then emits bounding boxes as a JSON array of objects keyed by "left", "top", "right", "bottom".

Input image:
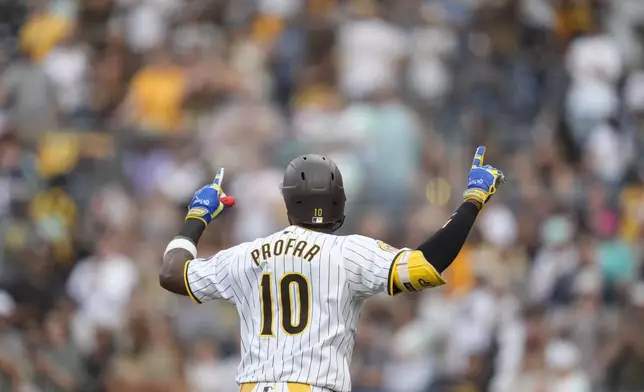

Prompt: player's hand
[
  {"left": 462, "top": 146, "right": 505, "bottom": 208},
  {"left": 186, "top": 168, "right": 236, "bottom": 226}
]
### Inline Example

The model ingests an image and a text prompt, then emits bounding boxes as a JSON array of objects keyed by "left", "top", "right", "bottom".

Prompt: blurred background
[{"left": 1, "top": 0, "right": 644, "bottom": 391}]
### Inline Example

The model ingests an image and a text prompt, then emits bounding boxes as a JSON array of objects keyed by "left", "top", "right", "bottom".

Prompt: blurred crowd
[{"left": 1, "top": 0, "right": 644, "bottom": 391}]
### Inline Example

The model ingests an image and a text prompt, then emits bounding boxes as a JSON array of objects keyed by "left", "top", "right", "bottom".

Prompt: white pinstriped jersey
[{"left": 184, "top": 225, "right": 409, "bottom": 392}]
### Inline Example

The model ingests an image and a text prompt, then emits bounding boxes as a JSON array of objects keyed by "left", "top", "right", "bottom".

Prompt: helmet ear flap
[{"left": 331, "top": 216, "right": 346, "bottom": 232}]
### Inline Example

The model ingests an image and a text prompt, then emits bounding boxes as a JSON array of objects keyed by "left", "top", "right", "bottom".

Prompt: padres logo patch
[{"left": 377, "top": 241, "right": 398, "bottom": 253}]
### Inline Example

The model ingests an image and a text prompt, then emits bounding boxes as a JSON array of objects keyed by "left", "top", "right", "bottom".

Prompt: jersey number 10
[{"left": 260, "top": 273, "right": 311, "bottom": 336}]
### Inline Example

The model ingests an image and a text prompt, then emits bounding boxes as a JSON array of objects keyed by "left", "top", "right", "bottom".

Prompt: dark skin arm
[{"left": 159, "top": 219, "right": 208, "bottom": 296}]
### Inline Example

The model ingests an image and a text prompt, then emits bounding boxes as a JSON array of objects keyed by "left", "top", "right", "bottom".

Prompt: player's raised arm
[
  {"left": 341, "top": 147, "right": 505, "bottom": 297},
  {"left": 380, "top": 147, "right": 505, "bottom": 296},
  {"left": 416, "top": 147, "right": 504, "bottom": 270},
  {"left": 159, "top": 168, "right": 236, "bottom": 297}
]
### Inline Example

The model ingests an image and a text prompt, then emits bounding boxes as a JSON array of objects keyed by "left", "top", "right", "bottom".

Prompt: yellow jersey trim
[
  {"left": 240, "top": 383, "right": 257, "bottom": 392},
  {"left": 239, "top": 383, "right": 311, "bottom": 392},
  {"left": 183, "top": 260, "right": 201, "bottom": 304},
  {"left": 287, "top": 384, "right": 312, "bottom": 392}
]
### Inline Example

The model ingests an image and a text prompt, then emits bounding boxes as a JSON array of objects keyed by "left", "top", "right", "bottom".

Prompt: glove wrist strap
[
  {"left": 186, "top": 208, "right": 212, "bottom": 226},
  {"left": 463, "top": 189, "right": 487, "bottom": 205}
]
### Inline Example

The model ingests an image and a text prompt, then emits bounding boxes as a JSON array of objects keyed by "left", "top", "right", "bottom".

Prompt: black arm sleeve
[
  {"left": 416, "top": 201, "right": 480, "bottom": 273},
  {"left": 177, "top": 218, "right": 207, "bottom": 245}
]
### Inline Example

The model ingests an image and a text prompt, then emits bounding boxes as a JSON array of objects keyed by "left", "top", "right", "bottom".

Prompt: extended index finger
[
  {"left": 212, "top": 168, "right": 225, "bottom": 188},
  {"left": 471, "top": 146, "right": 486, "bottom": 168}
]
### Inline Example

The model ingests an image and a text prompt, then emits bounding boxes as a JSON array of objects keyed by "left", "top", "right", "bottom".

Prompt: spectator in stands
[
  {"left": 19, "top": 0, "right": 71, "bottom": 64},
  {"left": 120, "top": 47, "right": 188, "bottom": 135}
]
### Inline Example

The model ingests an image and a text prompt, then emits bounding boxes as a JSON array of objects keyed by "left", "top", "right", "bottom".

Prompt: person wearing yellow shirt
[
  {"left": 19, "top": 4, "right": 71, "bottom": 63},
  {"left": 122, "top": 48, "right": 188, "bottom": 135},
  {"left": 555, "top": 0, "right": 595, "bottom": 41}
]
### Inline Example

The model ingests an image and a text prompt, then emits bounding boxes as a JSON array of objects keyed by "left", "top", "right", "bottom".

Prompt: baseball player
[{"left": 159, "top": 147, "right": 504, "bottom": 392}]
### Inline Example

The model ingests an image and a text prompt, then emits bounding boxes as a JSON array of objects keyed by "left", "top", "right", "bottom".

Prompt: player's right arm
[
  {"left": 159, "top": 168, "right": 236, "bottom": 301},
  {"left": 344, "top": 146, "right": 505, "bottom": 296}
]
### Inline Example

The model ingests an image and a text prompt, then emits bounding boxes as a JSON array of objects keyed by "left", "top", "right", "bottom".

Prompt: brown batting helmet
[{"left": 280, "top": 154, "right": 346, "bottom": 232}]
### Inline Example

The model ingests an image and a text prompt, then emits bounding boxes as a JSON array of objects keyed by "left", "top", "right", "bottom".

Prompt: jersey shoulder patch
[{"left": 377, "top": 241, "right": 398, "bottom": 253}]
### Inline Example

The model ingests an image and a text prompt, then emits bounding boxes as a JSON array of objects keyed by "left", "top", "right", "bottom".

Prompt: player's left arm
[
  {"left": 159, "top": 168, "right": 236, "bottom": 297},
  {"left": 389, "top": 146, "right": 505, "bottom": 295}
]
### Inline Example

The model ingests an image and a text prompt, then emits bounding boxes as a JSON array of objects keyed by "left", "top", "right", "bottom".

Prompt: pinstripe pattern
[{"left": 185, "top": 228, "right": 406, "bottom": 392}]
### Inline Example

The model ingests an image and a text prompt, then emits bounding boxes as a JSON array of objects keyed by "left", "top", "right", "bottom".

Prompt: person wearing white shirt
[
  {"left": 338, "top": 1, "right": 408, "bottom": 99},
  {"left": 42, "top": 28, "right": 90, "bottom": 115},
  {"left": 66, "top": 233, "right": 139, "bottom": 341}
]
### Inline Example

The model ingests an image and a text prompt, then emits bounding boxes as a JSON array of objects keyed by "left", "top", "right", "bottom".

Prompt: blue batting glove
[
  {"left": 186, "top": 168, "right": 236, "bottom": 226},
  {"left": 463, "top": 146, "right": 505, "bottom": 207}
]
